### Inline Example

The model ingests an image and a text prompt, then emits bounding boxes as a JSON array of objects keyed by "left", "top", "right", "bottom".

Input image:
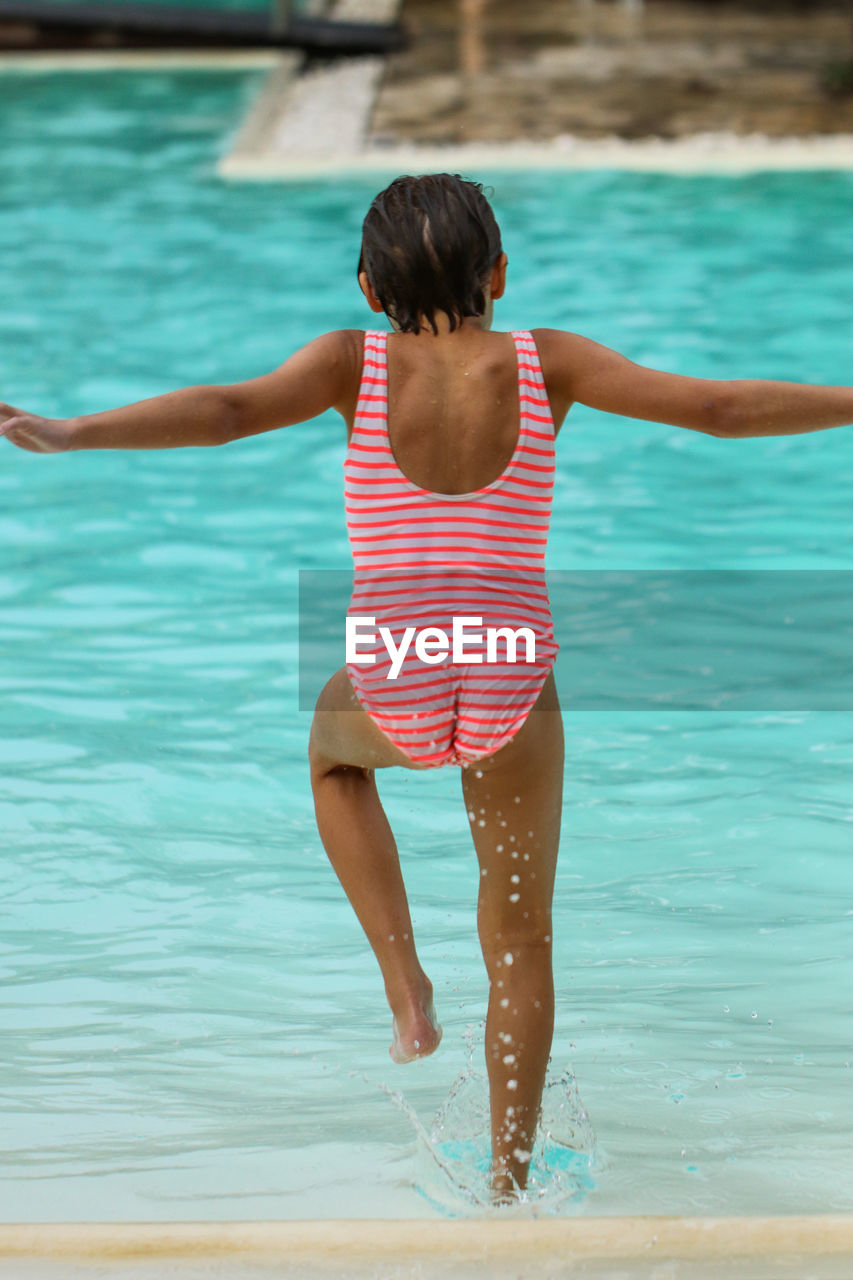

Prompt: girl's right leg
[
  {"left": 309, "top": 667, "right": 441, "bottom": 1064},
  {"left": 460, "top": 672, "right": 564, "bottom": 1202}
]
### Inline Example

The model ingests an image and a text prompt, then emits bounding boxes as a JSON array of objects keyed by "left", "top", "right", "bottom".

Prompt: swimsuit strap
[
  {"left": 510, "top": 330, "right": 555, "bottom": 441},
  {"left": 352, "top": 328, "right": 389, "bottom": 442}
]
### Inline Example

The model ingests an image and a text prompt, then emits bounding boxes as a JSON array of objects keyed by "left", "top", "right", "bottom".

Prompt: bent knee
[
  {"left": 309, "top": 744, "right": 370, "bottom": 789},
  {"left": 308, "top": 716, "right": 345, "bottom": 783}
]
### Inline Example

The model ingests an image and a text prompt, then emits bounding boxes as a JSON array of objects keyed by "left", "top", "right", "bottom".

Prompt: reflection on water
[{"left": 356, "top": 1023, "right": 597, "bottom": 1217}]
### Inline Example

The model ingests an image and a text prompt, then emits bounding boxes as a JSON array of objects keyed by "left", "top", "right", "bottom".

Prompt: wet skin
[{"left": 309, "top": 665, "right": 563, "bottom": 1202}]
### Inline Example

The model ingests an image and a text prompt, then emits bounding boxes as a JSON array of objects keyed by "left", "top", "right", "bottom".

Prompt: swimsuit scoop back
[{"left": 343, "top": 329, "right": 559, "bottom": 768}]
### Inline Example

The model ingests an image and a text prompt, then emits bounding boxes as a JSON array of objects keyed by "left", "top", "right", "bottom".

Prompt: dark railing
[{"left": 0, "top": 0, "right": 405, "bottom": 53}]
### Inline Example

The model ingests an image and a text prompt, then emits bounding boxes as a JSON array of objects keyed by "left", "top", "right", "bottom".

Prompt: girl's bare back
[{"left": 341, "top": 325, "right": 574, "bottom": 496}]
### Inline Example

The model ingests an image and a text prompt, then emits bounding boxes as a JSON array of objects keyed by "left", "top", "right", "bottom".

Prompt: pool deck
[
  {"left": 1, "top": 1215, "right": 853, "bottom": 1277},
  {"left": 216, "top": 0, "right": 853, "bottom": 178},
  {"left": 0, "top": 48, "right": 283, "bottom": 68},
  {"left": 218, "top": 0, "right": 402, "bottom": 177}
]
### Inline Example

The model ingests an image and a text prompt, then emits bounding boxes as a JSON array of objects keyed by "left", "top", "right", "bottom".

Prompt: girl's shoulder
[
  {"left": 314, "top": 328, "right": 371, "bottom": 385},
  {"left": 325, "top": 328, "right": 371, "bottom": 356},
  {"left": 528, "top": 327, "right": 595, "bottom": 387},
  {"left": 317, "top": 329, "right": 375, "bottom": 426},
  {"left": 526, "top": 329, "right": 591, "bottom": 436}
]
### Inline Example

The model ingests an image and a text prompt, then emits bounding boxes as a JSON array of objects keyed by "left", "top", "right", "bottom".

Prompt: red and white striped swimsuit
[{"left": 343, "top": 329, "right": 559, "bottom": 767}]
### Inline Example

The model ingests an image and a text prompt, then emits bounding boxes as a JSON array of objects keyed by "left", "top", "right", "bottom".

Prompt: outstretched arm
[
  {"left": 0, "top": 330, "right": 361, "bottom": 453},
  {"left": 534, "top": 328, "right": 853, "bottom": 438}
]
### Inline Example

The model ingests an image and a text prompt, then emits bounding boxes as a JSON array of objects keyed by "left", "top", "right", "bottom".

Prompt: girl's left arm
[
  {"left": 533, "top": 328, "right": 853, "bottom": 439},
  {"left": 0, "top": 331, "right": 361, "bottom": 453}
]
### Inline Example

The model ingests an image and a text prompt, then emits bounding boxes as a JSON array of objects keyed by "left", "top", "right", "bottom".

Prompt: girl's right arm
[
  {"left": 0, "top": 330, "right": 362, "bottom": 453},
  {"left": 534, "top": 329, "right": 853, "bottom": 439}
]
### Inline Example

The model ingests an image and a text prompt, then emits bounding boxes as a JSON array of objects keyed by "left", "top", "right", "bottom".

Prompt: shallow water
[{"left": 1, "top": 70, "right": 853, "bottom": 1220}]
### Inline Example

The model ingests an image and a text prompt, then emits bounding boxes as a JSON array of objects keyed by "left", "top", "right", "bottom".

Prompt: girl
[{"left": 3, "top": 172, "right": 853, "bottom": 1204}]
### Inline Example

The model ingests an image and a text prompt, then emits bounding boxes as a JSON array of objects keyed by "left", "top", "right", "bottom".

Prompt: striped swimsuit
[{"left": 343, "top": 329, "right": 559, "bottom": 768}]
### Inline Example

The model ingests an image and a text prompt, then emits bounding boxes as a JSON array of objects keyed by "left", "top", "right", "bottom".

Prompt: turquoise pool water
[{"left": 2, "top": 70, "right": 853, "bottom": 1221}]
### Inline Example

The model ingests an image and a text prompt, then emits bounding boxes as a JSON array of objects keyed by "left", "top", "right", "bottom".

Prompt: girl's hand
[{"left": 0, "top": 403, "right": 72, "bottom": 453}]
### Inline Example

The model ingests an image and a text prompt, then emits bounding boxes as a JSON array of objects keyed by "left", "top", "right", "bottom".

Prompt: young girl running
[{"left": 3, "top": 172, "right": 853, "bottom": 1203}]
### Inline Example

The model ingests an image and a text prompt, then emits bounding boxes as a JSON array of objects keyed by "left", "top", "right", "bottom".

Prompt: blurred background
[{"left": 1, "top": 0, "right": 853, "bottom": 142}]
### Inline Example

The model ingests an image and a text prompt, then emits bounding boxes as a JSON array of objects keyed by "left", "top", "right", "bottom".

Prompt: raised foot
[{"left": 389, "top": 995, "right": 442, "bottom": 1064}]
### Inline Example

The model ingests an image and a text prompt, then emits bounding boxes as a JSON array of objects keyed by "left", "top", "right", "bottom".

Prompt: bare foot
[
  {"left": 490, "top": 1177, "right": 520, "bottom": 1206},
  {"left": 389, "top": 992, "right": 442, "bottom": 1064},
  {"left": 491, "top": 1162, "right": 528, "bottom": 1204}
]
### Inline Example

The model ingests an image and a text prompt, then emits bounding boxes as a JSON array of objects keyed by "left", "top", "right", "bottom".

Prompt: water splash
[{"left": 349, "top": 1023, "right": 597, "bottom": 1218}]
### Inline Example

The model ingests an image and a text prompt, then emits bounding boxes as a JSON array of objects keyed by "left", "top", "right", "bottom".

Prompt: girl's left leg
[
  {"left": 460, "top": 671, "right": 564, "bottom": 1201},
  {"left": 308, "top": 667, "right": 442, "bottom": 1063}
]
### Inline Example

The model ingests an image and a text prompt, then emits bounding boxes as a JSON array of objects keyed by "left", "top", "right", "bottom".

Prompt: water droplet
[
  {"left": 500, "top": 998, "right": 509, "bottom": 1008},
  {"left": 481, "top": 868, "right": 488, "bottom": 876},
  {"left": 389, "top": 934, "right": 395, "bottom": 941},
  {"left": 507, "top": 1079, "right": 518, "bottom": 1090},
  {"left": 510, "top": 875, "right": 520, "bottom": 884},
  {"left": 475, "top": 769, "right": 484, "bottom": 778},
  {"left": 504, "top": 952, "right": 514, "bottom": 965},
  {"left": 723, "top": 1005, "right": 730, "bottom": 1013},
  {"left": 509, "top": 893, "right": 520, "bottom": 903},
  {"left": 496, "top": 844, "right": 504, "bottom": 852},
  {"left": 751, "top": 1011, "right": 758, "bottom": 1020},
  {"left": 513, "top": 796, "right": 520, "bottom": 803},
  {"left": 467, "top": 810, "right": 476, "bottom": 822},
  {"left": 503, "top": 1054, "right": 516, "bottom": 1065},
  {"left": 477, "top": 819, "right": 486, "bottom": 827}
]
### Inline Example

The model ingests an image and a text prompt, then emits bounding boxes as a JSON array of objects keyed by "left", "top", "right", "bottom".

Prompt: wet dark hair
[{"left": 358, "top": 173, "right": 503, "bottom": 335}]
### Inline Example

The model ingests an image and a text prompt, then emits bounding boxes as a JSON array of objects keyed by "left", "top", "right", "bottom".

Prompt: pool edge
[
  {"left": 216, "top": 136, "right": 853, "bottom": 178},
  {"left": 1, "top": 1216, "right": 852, "bottom": 1262}
]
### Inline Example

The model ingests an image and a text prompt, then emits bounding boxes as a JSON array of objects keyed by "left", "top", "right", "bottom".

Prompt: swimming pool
[{"left": 2, "top": 68, "right": 853, "bottom": 1222}]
